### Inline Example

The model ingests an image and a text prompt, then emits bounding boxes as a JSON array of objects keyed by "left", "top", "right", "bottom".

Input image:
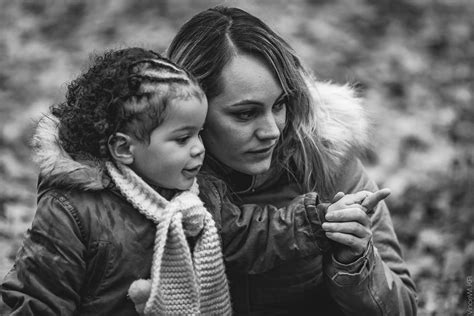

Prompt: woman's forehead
[{"left": 216, "top": 54, "right": 282, "bottom": 104}]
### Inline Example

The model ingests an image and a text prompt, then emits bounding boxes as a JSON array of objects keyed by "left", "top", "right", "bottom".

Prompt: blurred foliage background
[{"left": 0, "top": 0, "right": 472, "bottom": 314}]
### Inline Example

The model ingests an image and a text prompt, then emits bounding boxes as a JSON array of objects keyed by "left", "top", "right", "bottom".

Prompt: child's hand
[{"left": 322, "top": 189, "right": 391, "bottom": 263}]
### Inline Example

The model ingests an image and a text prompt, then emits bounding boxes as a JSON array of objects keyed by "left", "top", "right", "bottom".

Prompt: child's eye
[{"left": 175, "top": 136, "right": 190, "bottom": 144}]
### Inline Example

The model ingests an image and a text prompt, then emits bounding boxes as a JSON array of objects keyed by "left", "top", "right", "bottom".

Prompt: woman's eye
[
  {"left": 234, "top": 110, "right": 256, "bottom": 121},
  {"left": 273, "top": 99, "right": 287, "bottom": 112}
]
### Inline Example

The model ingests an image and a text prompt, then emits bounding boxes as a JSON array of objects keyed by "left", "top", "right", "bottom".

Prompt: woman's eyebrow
[
  {"left": 228, "top": 99, "right": 261, "bottom": 107},
  {"left": 229, "top": 91, "right": 286, "bottom": 107}
]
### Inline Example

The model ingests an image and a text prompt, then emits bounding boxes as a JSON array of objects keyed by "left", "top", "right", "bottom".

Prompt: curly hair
[{"left": 51, "top": 47, "right": 204, "bottom": 159}]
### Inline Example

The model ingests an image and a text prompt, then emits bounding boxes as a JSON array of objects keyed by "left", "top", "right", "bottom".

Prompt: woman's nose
[
  {"left": 190, "top": 136, "right": 205, "bottom": 157},
  {"left": 255, "top": 114, "right": 281, "bottom": 140}
]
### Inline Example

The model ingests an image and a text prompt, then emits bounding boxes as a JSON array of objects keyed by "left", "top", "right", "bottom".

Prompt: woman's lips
[
  {"left": 247, "top": 145, "right": 275, "bottom": 154},
  {"left": 246, "top": 145, "right": 275, "bottom": 158}
]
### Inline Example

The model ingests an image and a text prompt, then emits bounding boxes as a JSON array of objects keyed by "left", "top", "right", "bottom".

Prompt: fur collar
[
  {"left": 309, "top": 79, "right": 369, "bottom": 171},
  {"left": 32, "top": 80, "right": 368, "bottom": 191},
  {"left": 32, "top": 115, "right": 109, "bottom": 191}
]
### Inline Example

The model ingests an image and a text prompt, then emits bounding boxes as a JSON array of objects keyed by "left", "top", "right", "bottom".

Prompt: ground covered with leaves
[{"left": 0, "top": 0, "right": 472, "bottom": 314}]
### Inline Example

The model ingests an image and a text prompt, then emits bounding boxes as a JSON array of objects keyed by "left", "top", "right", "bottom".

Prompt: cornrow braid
[
  {"left": 128, "top": 75, "right": 189, "bottom": 86},
  {"left": 130, "top": 58, "right": 184, "bottom": 74},
  {"left": 51, "top": 47, "right": 204, "bottom": 159}
]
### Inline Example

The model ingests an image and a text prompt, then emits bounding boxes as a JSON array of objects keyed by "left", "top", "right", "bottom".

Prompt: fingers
[
  {"left": 332, "top": 192, "right": 345, "bottom": 203},
  {"left": 322, "top": 221, "right": 371, "bottom": 238},
  {"left": 331, "top": 191, "right": 372, "bottom": 208},
  {"left": 361, "top": 188, "right": 391, "bottom": 210},
  {"left": 323, "top": 205, "right": 373, "bottom": 262},
  {"left": 324, "top": 232, "right": 368, "bottom": 255},
  {"left": 350, "top": 191, "right": 373, "bottom": 204},
  {"left": 329, "top": 188, "right": 391, "bottom": 215},
  {"left": 325, "top": 207, "right": 371, "bottom": 227},
  {"left": 328, "top": 192, "right": 368, "bottom": 213}
]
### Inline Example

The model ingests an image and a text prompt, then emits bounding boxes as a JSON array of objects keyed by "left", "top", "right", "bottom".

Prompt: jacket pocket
[{"left": 82, "top": 241, "right": 112, "bottom": 300}]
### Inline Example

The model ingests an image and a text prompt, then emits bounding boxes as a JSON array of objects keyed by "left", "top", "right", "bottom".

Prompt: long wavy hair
[{"left": 167, "top": 6, "right": 334, "bottom": 196}]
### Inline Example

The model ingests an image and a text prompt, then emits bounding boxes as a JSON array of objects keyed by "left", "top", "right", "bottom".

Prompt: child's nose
[{"left": 190, "top": 137, "right": 205, "bottom": 157}]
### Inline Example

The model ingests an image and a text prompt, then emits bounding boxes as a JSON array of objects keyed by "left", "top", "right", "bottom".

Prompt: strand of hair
[
  {"left": 134, "top": 75, "right": 190, "bottom": 85},
  {"left": 131, "top": 59, "right": 183, "bottom": 74}
]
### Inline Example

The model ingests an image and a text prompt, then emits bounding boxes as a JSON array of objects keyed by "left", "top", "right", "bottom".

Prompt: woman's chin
[{"left": 235, "top": 160, "right": 272, "bottom": 176}]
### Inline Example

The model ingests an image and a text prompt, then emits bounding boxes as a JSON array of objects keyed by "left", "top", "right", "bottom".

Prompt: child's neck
[{"left": 148, "top": 182, "right": 180, "bottom": 201}]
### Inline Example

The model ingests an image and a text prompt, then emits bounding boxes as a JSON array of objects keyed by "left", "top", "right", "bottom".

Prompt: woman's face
[{"left": 202, "top": 54, "right": 287, "bottom": 175}]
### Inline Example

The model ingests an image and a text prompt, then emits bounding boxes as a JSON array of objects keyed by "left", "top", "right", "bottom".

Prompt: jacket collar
[
  {"left": 203, "top": 154, "right": 285, "bottom": 194},
  {"left": 202, "top": 154, "right": 253, "bottom": 193}
]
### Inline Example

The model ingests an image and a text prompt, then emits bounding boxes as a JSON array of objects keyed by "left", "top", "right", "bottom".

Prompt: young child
[
  {"left": 1, "top": 47, "right": 390, "bottom": 315},
  {"left": 1, "top": 48, "right": 231, "bottom": 315}
]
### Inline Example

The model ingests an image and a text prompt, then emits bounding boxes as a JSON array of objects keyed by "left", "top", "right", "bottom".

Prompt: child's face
[{"left": 130, "top": 96, "right": 207, "bottom": 190}]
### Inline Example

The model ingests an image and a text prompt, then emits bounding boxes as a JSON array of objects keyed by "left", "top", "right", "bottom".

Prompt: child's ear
[{"left": 108, "top": 133, "right": 134, "bottom": 165}]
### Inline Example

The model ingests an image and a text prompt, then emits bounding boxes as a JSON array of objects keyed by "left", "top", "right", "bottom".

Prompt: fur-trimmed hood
[
  {"left": 31, "top": 80, "right": 369, "bottom": 191},
  {"left": 32, "top": 115, "right": 110, "bottom": 191},
  {"left": 309, "top": 80, "right": 369, "bottom": 171}
]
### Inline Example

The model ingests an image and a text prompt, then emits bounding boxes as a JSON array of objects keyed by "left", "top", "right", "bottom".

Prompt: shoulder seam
[{"left": 46, "top": 191, "right": 88, "bottom": 243}]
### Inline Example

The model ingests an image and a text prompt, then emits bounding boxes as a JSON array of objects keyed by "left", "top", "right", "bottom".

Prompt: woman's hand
[{"left": 322, "top": 189, "right": 391, "bottom": 263}]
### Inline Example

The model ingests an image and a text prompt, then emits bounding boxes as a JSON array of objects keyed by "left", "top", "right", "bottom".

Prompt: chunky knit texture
[{"left": 106, "top": 161, "right": 231, "bottom": 315}]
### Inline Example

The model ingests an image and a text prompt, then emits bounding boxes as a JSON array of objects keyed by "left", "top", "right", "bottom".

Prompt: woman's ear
[{"left": 108, "top": 133, "right": 135, "bottom": 165}]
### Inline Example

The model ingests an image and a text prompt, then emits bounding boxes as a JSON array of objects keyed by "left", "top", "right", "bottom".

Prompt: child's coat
[{"left": 1, "top": 115, "right": 328, "bottom": 315}]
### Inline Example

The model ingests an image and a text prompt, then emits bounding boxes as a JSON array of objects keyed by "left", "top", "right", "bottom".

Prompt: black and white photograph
[{"left": 0, "top": 0, "right": 472, "bottom": 315}]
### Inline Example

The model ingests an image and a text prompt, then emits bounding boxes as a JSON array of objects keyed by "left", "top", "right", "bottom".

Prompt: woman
[{"left": 167, "top": 6, "right": 417, "bottom": 315}]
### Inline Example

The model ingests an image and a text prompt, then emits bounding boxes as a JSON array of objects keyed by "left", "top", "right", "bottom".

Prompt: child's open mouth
[{"left": 182, "top": 165, "right": 202, "bottom": 178}]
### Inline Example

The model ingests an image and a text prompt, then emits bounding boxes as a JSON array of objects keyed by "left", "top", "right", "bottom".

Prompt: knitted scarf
[{"left": 106, "top": 161, "right": 231, "bottom": 315}]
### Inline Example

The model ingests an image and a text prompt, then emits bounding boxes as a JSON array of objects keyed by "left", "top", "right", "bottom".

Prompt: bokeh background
[{"left": 0, "top": 0, "right": 472, "bottom": 314}]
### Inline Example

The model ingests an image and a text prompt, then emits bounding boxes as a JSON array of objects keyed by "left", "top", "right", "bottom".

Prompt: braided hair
[{"left": 51, "top": 47, "right": 204, "bottom": 159}]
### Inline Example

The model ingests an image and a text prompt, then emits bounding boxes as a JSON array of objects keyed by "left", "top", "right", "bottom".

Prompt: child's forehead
[
  {"left": 153, "top": 85, "right": 205, "bottom": 112},
  {"left": 160, "top": 94, "right": 207, "bottom": 127},
  {"left": 130, "top": 93, "right": 207, "bottom": 141},
  {"left": 162, "top": 87, "right": 207, "bottom": 116}
]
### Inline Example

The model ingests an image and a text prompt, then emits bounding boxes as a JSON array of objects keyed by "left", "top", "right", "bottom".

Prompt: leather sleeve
[
  {"left": 199, "top": 177, "right": 331, "bottom": 275},
  {"left": 324, "top": 158, "right": 418, "bottom": 316},
  {"left": 1, "top": 192, "right": 86, "bottom": 316}
]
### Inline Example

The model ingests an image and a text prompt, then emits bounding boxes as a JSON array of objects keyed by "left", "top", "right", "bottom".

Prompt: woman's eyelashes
[
  {"left": 272, "top": 100, "right": 286, "bottom": 113},
  {"left": 233, "top": 108, "right": 257, "bottom": 121},
  {"left": 231, "top": 101, "right": 287, "bottom": 122},
  {"left": 272, "top": 94, "right": 288, "bottom": 112}
]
